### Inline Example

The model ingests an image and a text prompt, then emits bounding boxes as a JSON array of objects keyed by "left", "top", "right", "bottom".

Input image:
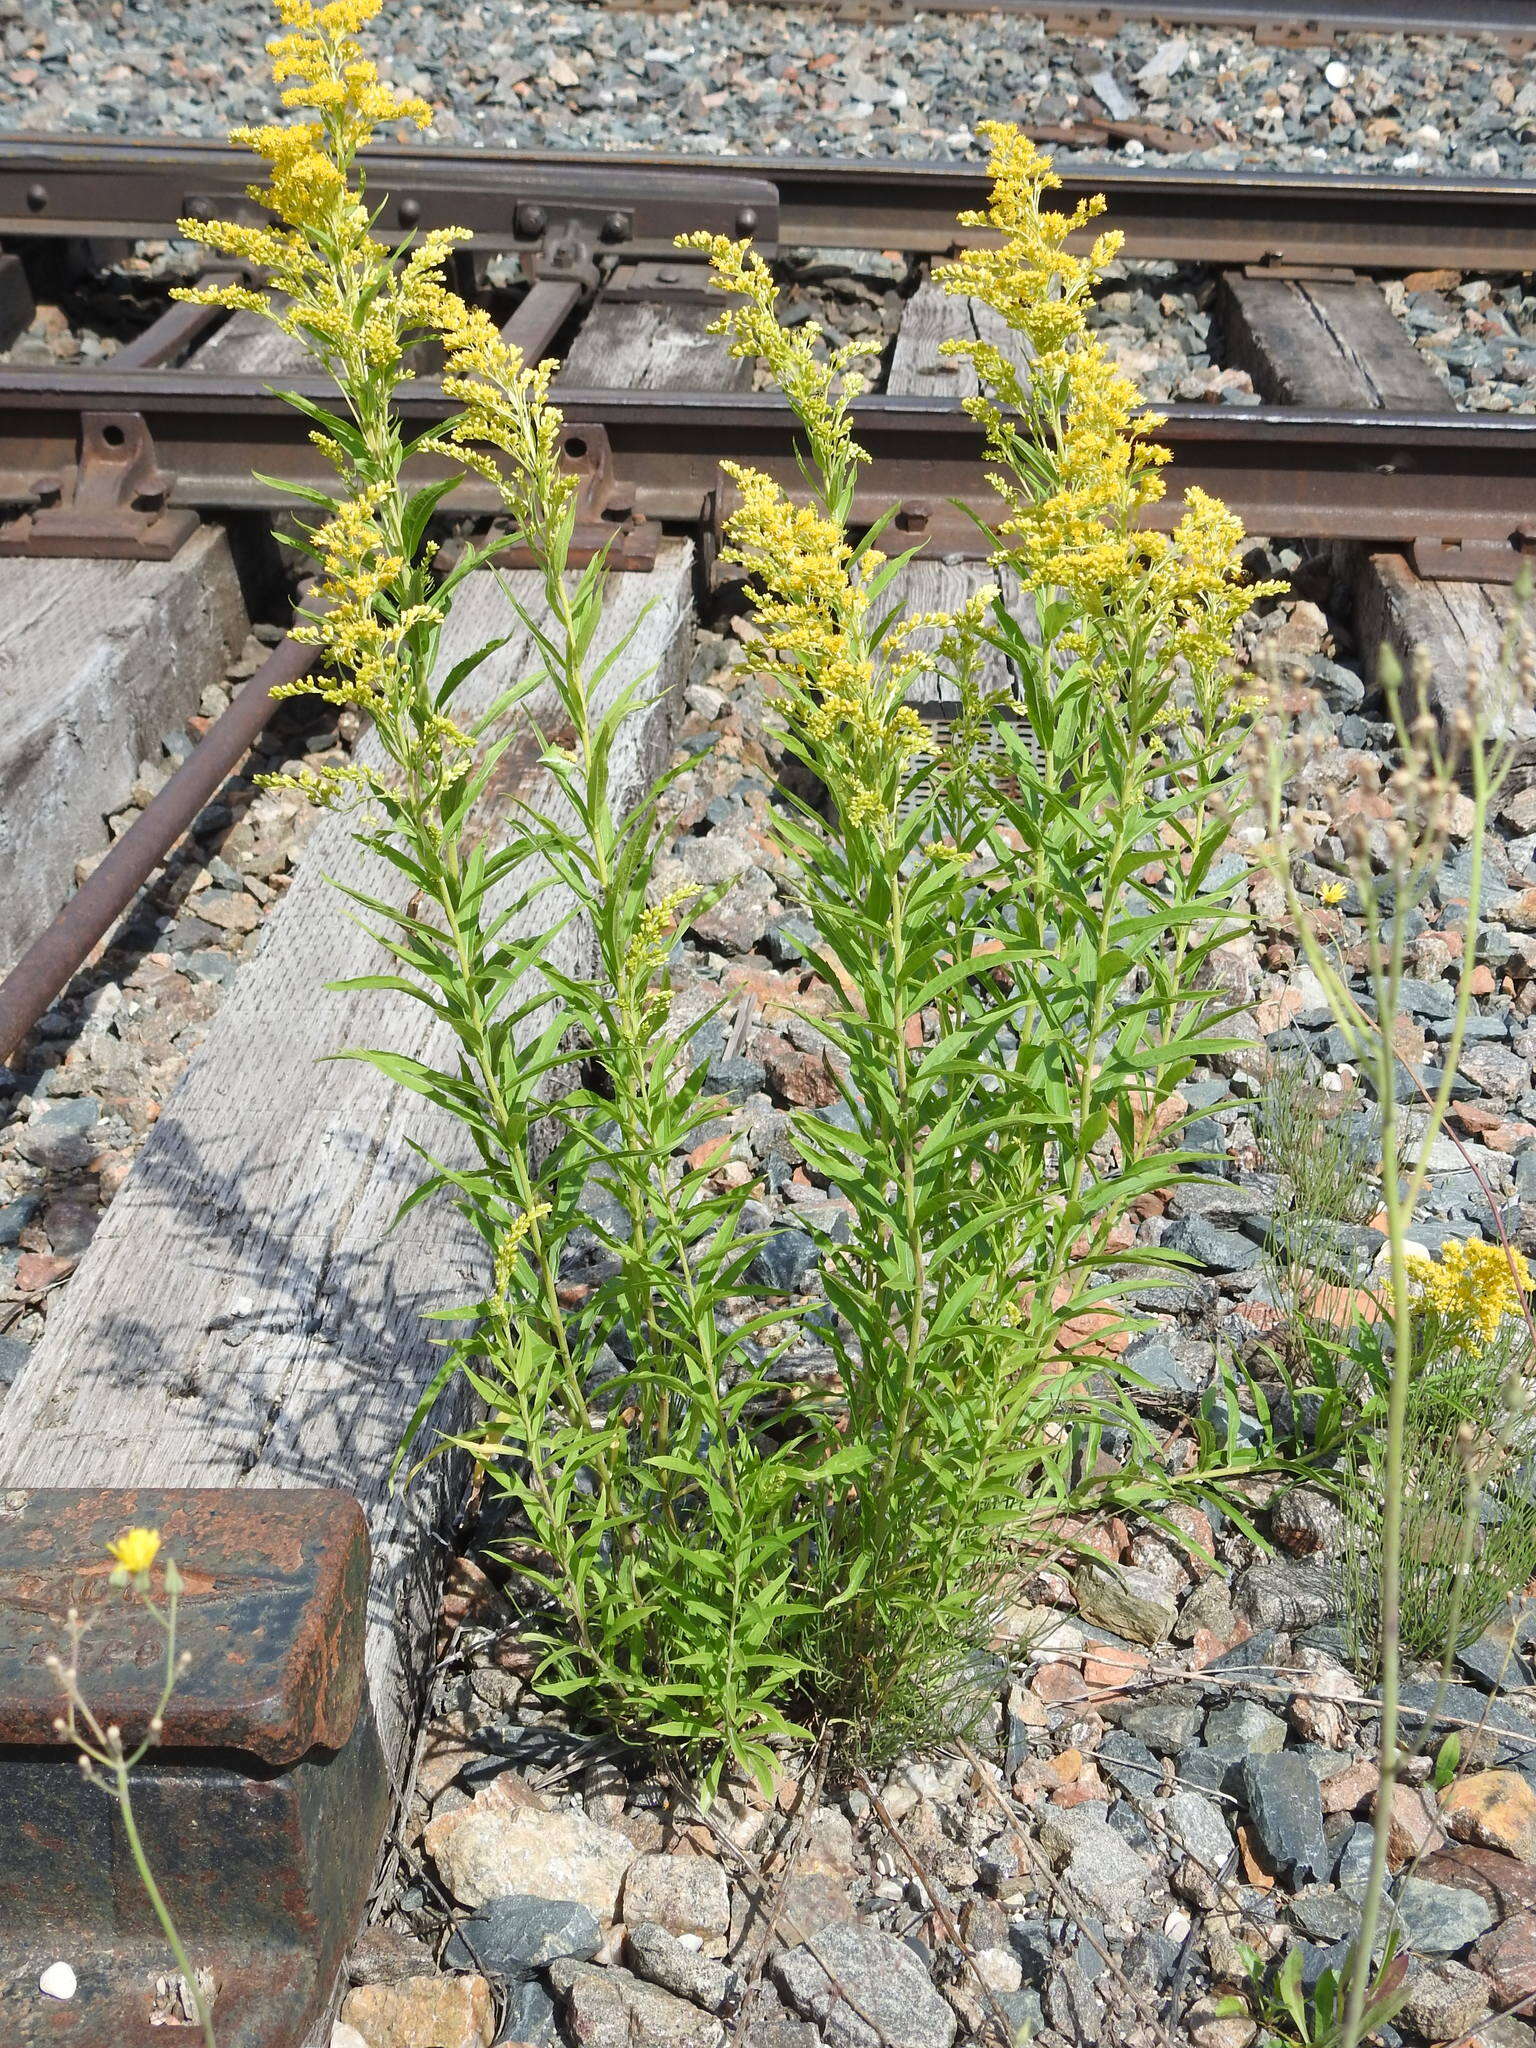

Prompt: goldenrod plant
[
  {"left": 50, "top": 1531, "right": 213, "bottom": 2047},
  {"left": 177, "top": 0, "right": 855, "bottom": 1792},
  {"left": 183, "top": 18, "right": 1278, "bottom": 1782},
  {"left": 1338, "top": 1237, "right": 1536, "bottom": 1670},
  {"left": 678, "top": 125, "right": 1280, "bottom": 1749},
  {"left": 1250, "top": 599, "right": 1536, "bottom": 2048}
]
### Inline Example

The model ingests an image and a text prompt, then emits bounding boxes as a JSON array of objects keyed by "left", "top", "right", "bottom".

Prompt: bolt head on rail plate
[{"left": 0, "top": 1488, "right": 386, "bottom": 2048}]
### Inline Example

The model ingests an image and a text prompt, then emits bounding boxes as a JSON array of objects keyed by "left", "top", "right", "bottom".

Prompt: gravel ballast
[{"left": 4, "top": 1, "right": 1535, "bottom": 179}]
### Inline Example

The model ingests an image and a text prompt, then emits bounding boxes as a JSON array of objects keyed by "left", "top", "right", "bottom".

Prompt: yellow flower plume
[{"left": 934, "top": 121, "right": 1282, "bottom": 684}]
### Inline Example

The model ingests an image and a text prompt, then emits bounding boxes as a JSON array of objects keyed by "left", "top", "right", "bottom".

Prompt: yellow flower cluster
[
  {"left": 621, "top": 887, "right": 697, "bottom": 1032},
  {"left": 627, "top": 888, "right": 697, "bottom": 982},
  {"left": 935, "top": 121, "right": 1279, "bottom": 680},
  {"left": 274, "top": 483, "right": 467, "bottom": 799},
  {"left": 720, "top": 462, "right": 928, "bottom": 831},
  {"left": 173, "top": 0, "right": 585, "bottom": 786},
  {"left": 1150, "top": 486, "right": 1271, "bottom": 677},
  {"left": 938, "top": 125, "right": 1124, "bottom": 353},
  {"left": 676, "top": 231, "right": 874, "bottom": 494},
  {"left": 493, "top": 1203, "right": 554, "bottom": 1297},
  {"left": 267, "top": 0, "right": 431, "bottom": 138},
  {"left": 1407, "top": 1237, "right": 1533, "bottom": 1347},
  {"left": 681, "top": 228, "right": 987, "bottom": 835},
  {"left": 425, "top": 305, "right": 578, "bottom": 541},
  {"left": 173, "top": 0, "right": 452, "bottom": 402}
]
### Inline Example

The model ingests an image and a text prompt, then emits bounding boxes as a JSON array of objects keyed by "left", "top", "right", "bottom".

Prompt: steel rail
[
  {"left": 1, "top": 367, "right": 1533, "bottom": 563},
  {"left": 0, "top": 625, "right": 318, "bottom": 1065},
  {"left": 0, "top": 136, "right": 778, "bottom": 258},
  {"left": 721, "top": 155, "right": 1536, "bottom": 268},
  {"left": 3, "top": 135, "right": 1536, "bottom": 271},
  {"left": 699, "top": 0, "right": 1536, "bottom": 45}
]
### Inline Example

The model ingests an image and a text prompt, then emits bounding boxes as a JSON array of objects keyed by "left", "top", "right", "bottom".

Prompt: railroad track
[
  {"left": 2, "top": 141, "right": 1535, "bottom": 575},
  {"left": 0, "top": 135, "right": 1533, "bottom": 2044},
  {"left": 606, "top": 0, "right": 1536, "bottom": 48}
]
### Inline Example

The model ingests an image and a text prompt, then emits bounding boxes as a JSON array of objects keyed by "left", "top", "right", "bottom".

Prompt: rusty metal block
[
  {"left": 0, "top": 1488, "right": 388, "bottom": 2048},
  {"left": 0, "top": 413, "right": 200, "bottom": 560}
]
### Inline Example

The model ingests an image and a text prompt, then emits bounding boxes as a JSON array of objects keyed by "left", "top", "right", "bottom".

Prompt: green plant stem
[
  {"left": 113, "top": 1769, "right": 215, "bottom": 2048},
  {"left": 1335, "top": 708, "right": 1490, "bottom": 2048}
]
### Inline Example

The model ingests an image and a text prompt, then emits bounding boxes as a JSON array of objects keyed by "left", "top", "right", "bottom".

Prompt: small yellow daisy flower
[
  {"left": 1318, "top": 880, "right": 1347, "bottom": 907},
  {"left": 107, "top": 1528, "right": 161, "bottom": 1577}
]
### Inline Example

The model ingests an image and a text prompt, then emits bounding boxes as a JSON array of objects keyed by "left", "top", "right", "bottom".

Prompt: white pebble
[
  {"left": 1164, "top": 1909, "right": 1192, "bottom": 1942},
  {"left": 39, "top": 1963, "right": 77, "bottom": 2001},
  {"left": 1324, "top": 60, "right": 1350, "bottom": 88}
]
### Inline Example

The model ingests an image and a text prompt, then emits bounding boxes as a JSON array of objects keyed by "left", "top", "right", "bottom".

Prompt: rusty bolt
[
  {"left": 896, "top": 501, "right": 931, "bottom": 535},
  {"left": 600, "top": 211, "right": 630, "bottom": 244},
  {"left": 398, "top": 196, "right": 422, "bottom": 227},
  {"left": 25, "top": 183, "right": 47, "bottom": 213},
  {"left": 514, "top": 203, "right": 548, "bottom": 239},
  {"left": 657, "top": 266, "right": 681, "bottom": 286},
  {"left": 736, "top": 206, "right": 758, "bottom": 237},
  {"left": 31, "top": 476, "right": 62, "bottom": 509}
]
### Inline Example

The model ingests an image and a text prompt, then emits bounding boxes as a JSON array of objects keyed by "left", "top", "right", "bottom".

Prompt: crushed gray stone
[{"left": 10, "top": 4, "right": 1535, "bottom": 181}]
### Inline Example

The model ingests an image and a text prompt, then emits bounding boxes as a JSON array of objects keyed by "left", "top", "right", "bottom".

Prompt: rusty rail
[
  {"left": 613, "top": 0, "right": 1536, "bottom": 46},
  {"left": 0, "top": 625, "right": 317, "bottom": 1066},
  {"left": 1, "top": 369, "right": 1533, "bottom": 572},
  {"left": 4, "top": 136, "right": 1536, "bottom": 270},
  {"left": 0, "top": 137, "right": 777, "bottom": 258}
]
